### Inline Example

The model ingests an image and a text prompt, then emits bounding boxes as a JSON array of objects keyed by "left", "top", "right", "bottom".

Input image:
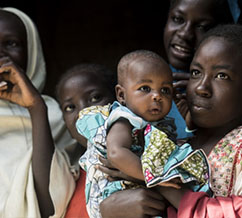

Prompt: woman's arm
[
  {"left": 98, "top": 154, "right": 167, "bottom": 217},
  {"left": 177, "top": 191, "right": 242, "bottom": 218},
  {"left": 0, "top": 58, "right": 54, "bottom": 217},
  {"left": 158, "top": 186, "right": 242, "bottom": 218},
  {"left": 106, "top": 119, "right": 144, "bottom": 181},
  {"left": 100, "top": 188, "right": 167, "bottom": 218}
]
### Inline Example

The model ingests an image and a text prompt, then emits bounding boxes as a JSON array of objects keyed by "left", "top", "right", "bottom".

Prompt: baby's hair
[
  {"left": 117, "top": 49, "right": 167, "bottom": 85},
  {"left": 199, "top": 24, "right": 242, "bottom": 55},
  {"left": 55, "top": 63, "right": 116, "bottom": 101},
  {"left": 169, "top": 0, "right": 233, "bottom": 24}
]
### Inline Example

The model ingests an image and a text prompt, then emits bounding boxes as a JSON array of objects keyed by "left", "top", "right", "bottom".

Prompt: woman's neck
[{"left": 191, "top": 119, "right": 242, "bottom": 155}]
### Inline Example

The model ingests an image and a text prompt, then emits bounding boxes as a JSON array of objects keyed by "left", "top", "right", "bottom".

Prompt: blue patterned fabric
[{"left": 76, "top": 102, "right": 212, "bottom": 217}]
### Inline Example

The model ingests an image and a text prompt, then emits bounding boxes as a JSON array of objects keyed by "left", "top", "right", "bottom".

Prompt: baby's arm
[
  {"left": 0, "top": 57, "right": 54, "bottom": 217},
  {"left": 106, "top": 118, "right": 144, "bottom": 181}
]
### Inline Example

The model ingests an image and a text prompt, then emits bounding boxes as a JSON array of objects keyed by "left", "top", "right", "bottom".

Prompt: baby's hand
[
  {"left": 97, "top": 156, "right": 143, "bottom": 184},
  {"left": 0, "top": 57, "right": 42, "bottom": 109}
]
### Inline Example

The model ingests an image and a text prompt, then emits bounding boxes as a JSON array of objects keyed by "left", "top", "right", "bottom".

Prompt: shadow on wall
[{"left": 0, "top": 0, "right": 169, "bottom": 97}]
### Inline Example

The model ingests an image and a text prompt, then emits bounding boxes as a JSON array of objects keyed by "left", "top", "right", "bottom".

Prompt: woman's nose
[
  {"left": 177, "top": 22, "right": 195, "bottom": 41},
  {"left": 195, "top": 76, "right": 212, "bottom": 98},
  {"left": 0, "top": 45, "right": 7, "bottom": 58}
]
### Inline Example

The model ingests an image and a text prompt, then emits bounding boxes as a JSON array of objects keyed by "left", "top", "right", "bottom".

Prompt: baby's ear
[{"left": 115, "top": 84, "right": 125, "bottom": 105}]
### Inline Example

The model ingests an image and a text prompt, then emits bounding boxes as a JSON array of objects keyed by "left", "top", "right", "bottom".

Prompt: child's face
[
  {"left": 163, "top": 0, "right": 216, "bottom": 71},
  {"left": 58, "top": 73, "right": 114, "bottom": 142},
  {"left": 118, "top": 58, "right": 173, "bottom": 122},
  {"left": 0, "top": 11, "right": 27, "bottom": 71},
  {"left": 187, "top": 37, "right": 242, "bottom": 129}
]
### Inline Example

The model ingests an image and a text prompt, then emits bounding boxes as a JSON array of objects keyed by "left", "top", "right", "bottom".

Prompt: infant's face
[
  {"left": 122, "top": 58, "right": 173, "bottom": 122},
  {"left": 58, "top": 73, "right": 114, "bottom": 143}
]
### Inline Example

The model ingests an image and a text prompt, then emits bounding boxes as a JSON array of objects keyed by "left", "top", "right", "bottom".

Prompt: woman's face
[
  {"left": 163, "top": 0, "right": 216, "bottom": 71},
  {"left": 187, "top": 37, "right": 242, "bottom": 129},
  {"left": 0, "top": 11, "right": 27, "bottom": 71}
]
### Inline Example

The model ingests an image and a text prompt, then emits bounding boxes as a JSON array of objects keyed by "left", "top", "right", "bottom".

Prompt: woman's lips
[
  {"left": 170, "top": 43, "right": 193, "bottom": 59},
  {"left": 192, "top": 103, "right": 211, "bottom": 111}
]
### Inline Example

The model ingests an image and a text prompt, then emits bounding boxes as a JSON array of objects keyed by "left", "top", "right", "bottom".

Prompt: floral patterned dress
[
  {"left": 168, "top": 126, "right": 242, "bottom": 218},
  {"left": 208, "top": 126, "right": 242, "bottom": 197}
]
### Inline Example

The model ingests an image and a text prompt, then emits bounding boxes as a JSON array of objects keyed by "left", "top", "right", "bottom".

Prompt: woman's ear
[{"left": 115, "top": 84, "right": 126, "bottom": 105}]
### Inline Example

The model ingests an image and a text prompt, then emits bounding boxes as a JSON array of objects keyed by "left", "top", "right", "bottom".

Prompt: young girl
[
  {"left": 159, "top": 23, "right": 242, "bottom": 217},
  {"left": 55, "top": 63, "right": 116, "bottom": 218},
  {"left": 76, "top": 50, "right": 211, "bottom": 217},
  {"left": 0, "top": 7, "right": 76, "bottom": 217},
  {"left": 164, "top": 0, "right": 233, "bottom": 126}
]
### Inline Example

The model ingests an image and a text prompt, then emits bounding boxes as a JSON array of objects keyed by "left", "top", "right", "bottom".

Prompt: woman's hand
[
  {"left": 100, "top": 188, "right": 167, "bottom": 218},
  {"left": 172, "top": 72, "right": 190, "bottom": 92},
  {"left": 172, "top": 72, "right": 190, "bottom": 120},
  {"left": 0, "top": 57, "right": 41, "bottom": 109}
]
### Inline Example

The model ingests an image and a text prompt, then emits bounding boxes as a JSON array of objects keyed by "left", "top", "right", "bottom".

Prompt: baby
[{"left": 76, "top": 50, "right": 211, "bottom": 217}]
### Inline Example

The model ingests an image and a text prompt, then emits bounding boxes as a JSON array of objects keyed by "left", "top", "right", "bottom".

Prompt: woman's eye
[
  {"left": 172, "top": 15, "right": 184, "bottom": 24},
  {"left": 190, "top": 69, "right": 201, "bottom": 78},
  {"left": 64, "top": 105, "right": 75, "bottom": 112},
  {"left": 5, "top": 40, "right": 18, "bottom": 48},
  {"left": 196, "top": 24, "right": 210, "bottom": 32},
  {"left": 216, "top": 73, "right": 230, "bottom": 80},
  {"left": 161, "top": 87, "right": 172, "bottom": 95},
  {"left": 139, "top": 86, "right": 151, "bottom": 92},
  {"left": 90, "top": 94, "right": 102, "bottom": 103}
]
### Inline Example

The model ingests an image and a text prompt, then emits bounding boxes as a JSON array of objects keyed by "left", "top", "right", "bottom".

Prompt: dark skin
[
  {"left": 58, "top": 71, "right": 114, "bottom": 147},
  {"left": 107, "top": 58, "right": 173, "bottom": 183},
  {"left": 157, "top": 37, "right": 242, "bottom": 210},
  {"left": 163, "top": 0, "right": 224, "bottom": 117},
  {"left": 0, "top": 11, "right": 54, "bottom": 217},
  {"left": 100, "top": 36, "right": 242, "bottom": 217},
  {"left": 57, "top": 71, "right": 115, "bottom": 166},
  {"left": 98, "top": 156, "right": 167, "bottom": 218}
]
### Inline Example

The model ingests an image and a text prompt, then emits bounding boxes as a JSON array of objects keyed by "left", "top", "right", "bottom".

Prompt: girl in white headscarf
[{"left": 0, "top": 7, "right": 78, "bottom": 218}]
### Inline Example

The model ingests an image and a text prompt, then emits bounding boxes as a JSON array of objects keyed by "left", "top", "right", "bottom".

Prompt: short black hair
[
  {"left": 55, "top": 63, "right": 116, "bottom": 101},
  {"left": 117, "top": 49, "right": 168, "bottom": 85},
  {"left": 199, "top": 24, "right": 242, "bottom": 55}
]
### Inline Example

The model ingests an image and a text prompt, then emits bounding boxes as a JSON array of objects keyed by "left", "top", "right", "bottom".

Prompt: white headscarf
[
  {"left": 0, "top": 8, "right": 76, "bottom": 218},
  {"left": 3, "top": 7, "right": 46, "bottom": 92}
]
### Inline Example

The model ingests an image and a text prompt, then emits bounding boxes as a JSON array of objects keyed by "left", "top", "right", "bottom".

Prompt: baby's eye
[
  {"left": 172, "top": 15, "right": 184, "bottom": 24},
  {"left": 190, "top": 69, "right": 201, "bottom": 78},
  {"left": 139, "top": 86, "right": 151, "bottom": 92},
  {"left": 64, "top": 104, "right": 75, "bottom": 112},
  {"left": 216, "top": 73, "right": 230, "bottom": 80},
  {"left": 90, "top": 94, "right": 102, "bottom": 103},
  {"left": 161, "top": 87, "right": 172, "bottom": 95}
]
